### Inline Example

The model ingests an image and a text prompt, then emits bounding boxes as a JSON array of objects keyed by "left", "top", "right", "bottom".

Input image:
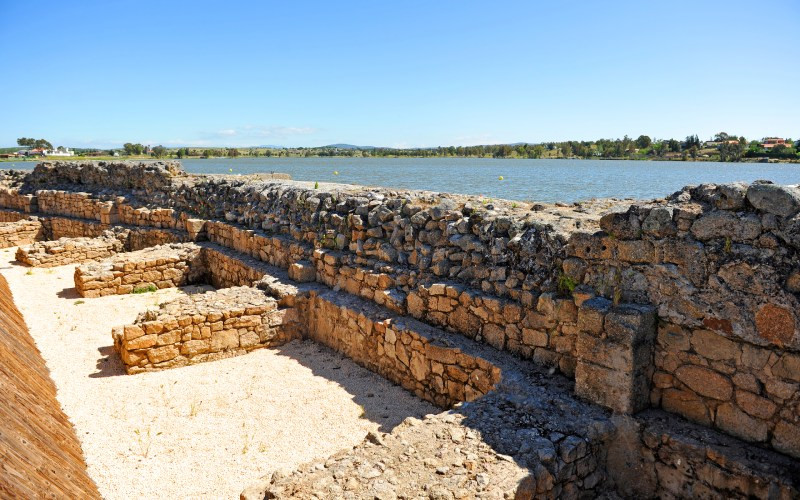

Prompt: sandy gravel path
[{"left": 0, "top": 247, "right": 436, "bottom": 499}]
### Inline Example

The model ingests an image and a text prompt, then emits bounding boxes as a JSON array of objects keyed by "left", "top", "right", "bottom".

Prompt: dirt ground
[{"left": 0, "top": 247, "right": 436, "bottom": 499}]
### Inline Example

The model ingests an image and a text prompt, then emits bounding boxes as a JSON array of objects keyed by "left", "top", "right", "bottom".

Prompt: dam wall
[{"left": 1, "top": 160, "right": 798, "bottom": 465}]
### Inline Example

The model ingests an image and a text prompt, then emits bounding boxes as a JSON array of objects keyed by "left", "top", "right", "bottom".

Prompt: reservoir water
[{"left": 3, "top": 157, "right": 798, "bottom": 203}]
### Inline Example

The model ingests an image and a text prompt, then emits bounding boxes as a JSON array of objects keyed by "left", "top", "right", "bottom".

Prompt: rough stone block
[{"left": 575, "top": 362, "right": 649, "bottom": 414}]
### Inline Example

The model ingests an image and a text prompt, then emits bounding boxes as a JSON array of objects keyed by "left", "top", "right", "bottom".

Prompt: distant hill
[{"left": 323, "top": 144, "right": 376, "bottom": 150}]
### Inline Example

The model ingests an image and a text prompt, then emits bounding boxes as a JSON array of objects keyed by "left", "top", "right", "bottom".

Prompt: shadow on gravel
[
  {"left": 57, "top": 287, "right": 80, "bottom": 299},
  {"left": 272, "top": 340, "right": 437, "bottom": 433},
  {"left": 89, "top": 345, "right": 126, "bottom": 378}
]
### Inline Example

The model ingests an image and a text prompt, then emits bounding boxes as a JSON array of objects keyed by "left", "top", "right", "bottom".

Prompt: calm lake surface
[{"left": 4, "top": 158, "right": 798, "bottom": 203}]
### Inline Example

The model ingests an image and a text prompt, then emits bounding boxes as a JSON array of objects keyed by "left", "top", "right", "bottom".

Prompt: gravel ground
[{"left": 0, "top": 248, "right": 436, "bottom": 499}]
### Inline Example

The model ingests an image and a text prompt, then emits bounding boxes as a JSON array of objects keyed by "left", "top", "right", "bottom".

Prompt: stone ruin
[{"left": 0, "top": 160, "right": 799, "bottom": 498}]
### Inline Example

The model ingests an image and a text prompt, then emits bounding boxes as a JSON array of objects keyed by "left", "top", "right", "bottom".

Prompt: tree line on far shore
[
  {"left": 10, "top": 133, "right": 799, "bottom": 162},
  {"left": 119, "top": 132, "right": 800, "bottom": 162}
]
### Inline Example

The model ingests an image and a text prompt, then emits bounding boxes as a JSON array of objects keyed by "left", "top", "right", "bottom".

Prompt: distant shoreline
[{"left": 1, "top": 156, "right": 797, "bottom": 164}]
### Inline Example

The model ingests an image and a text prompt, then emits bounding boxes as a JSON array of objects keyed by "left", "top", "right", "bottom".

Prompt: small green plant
[
  {"left": 189, "top": 399, "right": 202, "bottom": 417},
  {"left": 132, "top": 283, "right": 158, "bottom": 294},
  {"left": 74, "top": 300, "right": 85, "bottom": 305},
  {"left": 314, "top": 181, "right": 319, "bottom": 189},
  {"left": 613, "top": 287, "right": 622, "bottom": 307},
  {"left": 25, "top": 269, "right": 33, "bottom": 275},
  {"left": 241, "top": 423, "right": 255, "bottom": 455},
  {"left": 133, "top": 427, "right": 161, "bottom": 458},
  {"left": 557, "top": 273, "right": 577, "bottom": 295},
  {"left": 724, "top": 236, "right": 732, "bottom": 253},
  {"left": 511, "top": 202, "right": 518, "bottom": 209}
]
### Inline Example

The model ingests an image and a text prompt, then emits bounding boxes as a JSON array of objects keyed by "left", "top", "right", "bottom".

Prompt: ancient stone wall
[
  {"left": 112, "top": 287, "right": 295, "bottom": 373},
  {"left": 201, "top": 244, "right": 276, "bottom": 288},
  {"left": 1, "top": 161, "right": 798, "bottom": 459},
  {"left": 16, "top": 232, "right": 125, "bottom": 267},
  {"left": 651, "top": 321, "right": 800, "bottom": 456},
  {"left": 0, "top": 208, "right": 30, "bottom": 222},
  {"left": 24, "top": 160, "right": 182, "bottom": 192},
  {"left": 205, "top": 220, "right": 310, "bottom": 268},
  {"left": 306, "top": 290, "right": 501, "bottom": 408},
  {"left": 0, "top": 217, "right": 44, "bottom": 248},
  {"left": 609, "top": 411, "right": 800, "bottom": 498},
  {"left": 46, "top": 216, "right": 109, "bottom": 239},
  {"left": 74, "top": 243, "right": 204, "bottom": 297},
  {"left": 0, "top": 188, "right": 35, "bottom": 212}
]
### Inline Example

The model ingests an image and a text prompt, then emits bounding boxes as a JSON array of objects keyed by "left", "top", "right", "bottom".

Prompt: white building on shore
[{"left": 45, "top": 147, "right": 74, "bottom": 157}]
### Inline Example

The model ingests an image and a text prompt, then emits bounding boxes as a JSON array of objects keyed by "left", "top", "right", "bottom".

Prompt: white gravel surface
[{"left": 0, "top": 248, "right": 436, "bottom": 499}]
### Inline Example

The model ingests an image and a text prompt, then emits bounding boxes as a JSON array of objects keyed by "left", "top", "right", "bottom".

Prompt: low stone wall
[
  {"left": 126, "top": 227, "right": 190, "bottom": 250},
  {"left": 26, "top": 160, "right": 183, "bottom": 192},
  {"left": 0, "top": 188, "right": 35, "bottom": 212},
  {"left": 651, "top": 321, "right": 800, "bottom": 458},
  {"left": 307, "top": 290, "right": 502, "bottom": 408},
  {"left": 112, "top": 287, "right": 296, "bottom": 373},
  {"left": 610, "top": 410, "right": 800, "bottom": 498},
  {"left": 0, "top": 217, "right": 44, "bottom": 248},
  {"left": 15, "top": 232, "right": 125, "bottom": 267},
  {"left": 107, "top": 247, "right": 502, "bottom": 408},
  {"left": 202, "top": 244, "right": 275, "bottom": 288},
  {"left": 74, "top": 243, "right": 203, "bottom": 297},
  {"left": 46, "top": 215, "right": 108, "bottom": 239},
  {"left": 205, "top": 220, "right": 310, "bottom": 268},
  {"left": 0, "top": 208, "right": 29, "bottom": 222}
]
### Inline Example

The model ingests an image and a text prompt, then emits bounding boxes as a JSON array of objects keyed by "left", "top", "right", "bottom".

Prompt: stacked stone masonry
[
  {"left": 0, "top": 161, "right": 798, "bottom": 469},
  {"left": 0, "top": 217, "right": 43, "bottom": 248},
  {"left": 15, "top": 231, "right": 125, "bottom": 267},
  {"left": 74, "top": 243, "right": 204, "bottom": 297},
  {"left": 112, "top": 286, "right": 296, "bottom": 373}
]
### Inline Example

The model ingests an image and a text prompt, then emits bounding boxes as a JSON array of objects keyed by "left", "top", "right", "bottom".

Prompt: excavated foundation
[{"left": 1, "top": 161, "right": 799, "bottom": 498}]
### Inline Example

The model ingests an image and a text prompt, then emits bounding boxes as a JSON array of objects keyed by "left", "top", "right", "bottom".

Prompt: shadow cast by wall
[
  {"left": 272, "top": 339, "right": 437, "bottom": 434},
  {"left": 57, "top": 287, "right": 80, "bottom": 299},
  {"left": 89, "top": 345, "right": 126, "bottom": 378}
]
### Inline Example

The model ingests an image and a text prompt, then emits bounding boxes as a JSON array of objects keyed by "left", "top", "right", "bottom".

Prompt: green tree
[
  {"left": 685, "top": 135, "right": 700, "bottom": 149},
  {"left": 719, "top": 141, "right": 745, "bottom": 162},
  {"left": 18, "top": 137, "right": 52, "bottom": 150},
  {"left": 635, "top": 135, "right": 652, "bottom": 149},
  {"left": 667, "top": 139, "right": 681, "bottom": 152},
  {"left": 151, "top": 145, "right": 167, "bottom": 158},
  {"left": 713, "top": 132, "right": 731, "bottom": 142}
]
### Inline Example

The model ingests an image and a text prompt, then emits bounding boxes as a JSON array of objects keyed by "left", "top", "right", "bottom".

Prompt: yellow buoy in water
[
  {"left": 333, "top": 171, "right": 339, "bottom": 175},
  {"left": 229, "top": 168, "right": 233, "bottom": 172},
  {"left": 498, "top": 176, "right": 504, "bottom": 180}
]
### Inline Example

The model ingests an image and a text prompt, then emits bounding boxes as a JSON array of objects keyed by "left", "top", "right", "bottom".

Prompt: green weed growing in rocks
[
  {"left": 557, "top": 273, "right": 577, "bottom": 296},
  {"left": 132, "top": 283, "right": 158, "bottom": 294}
]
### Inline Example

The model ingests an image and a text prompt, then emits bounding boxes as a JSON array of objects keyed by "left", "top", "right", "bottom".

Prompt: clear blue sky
[{"left": 1, "top": 0, "right": 797, "bottom": 149}]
